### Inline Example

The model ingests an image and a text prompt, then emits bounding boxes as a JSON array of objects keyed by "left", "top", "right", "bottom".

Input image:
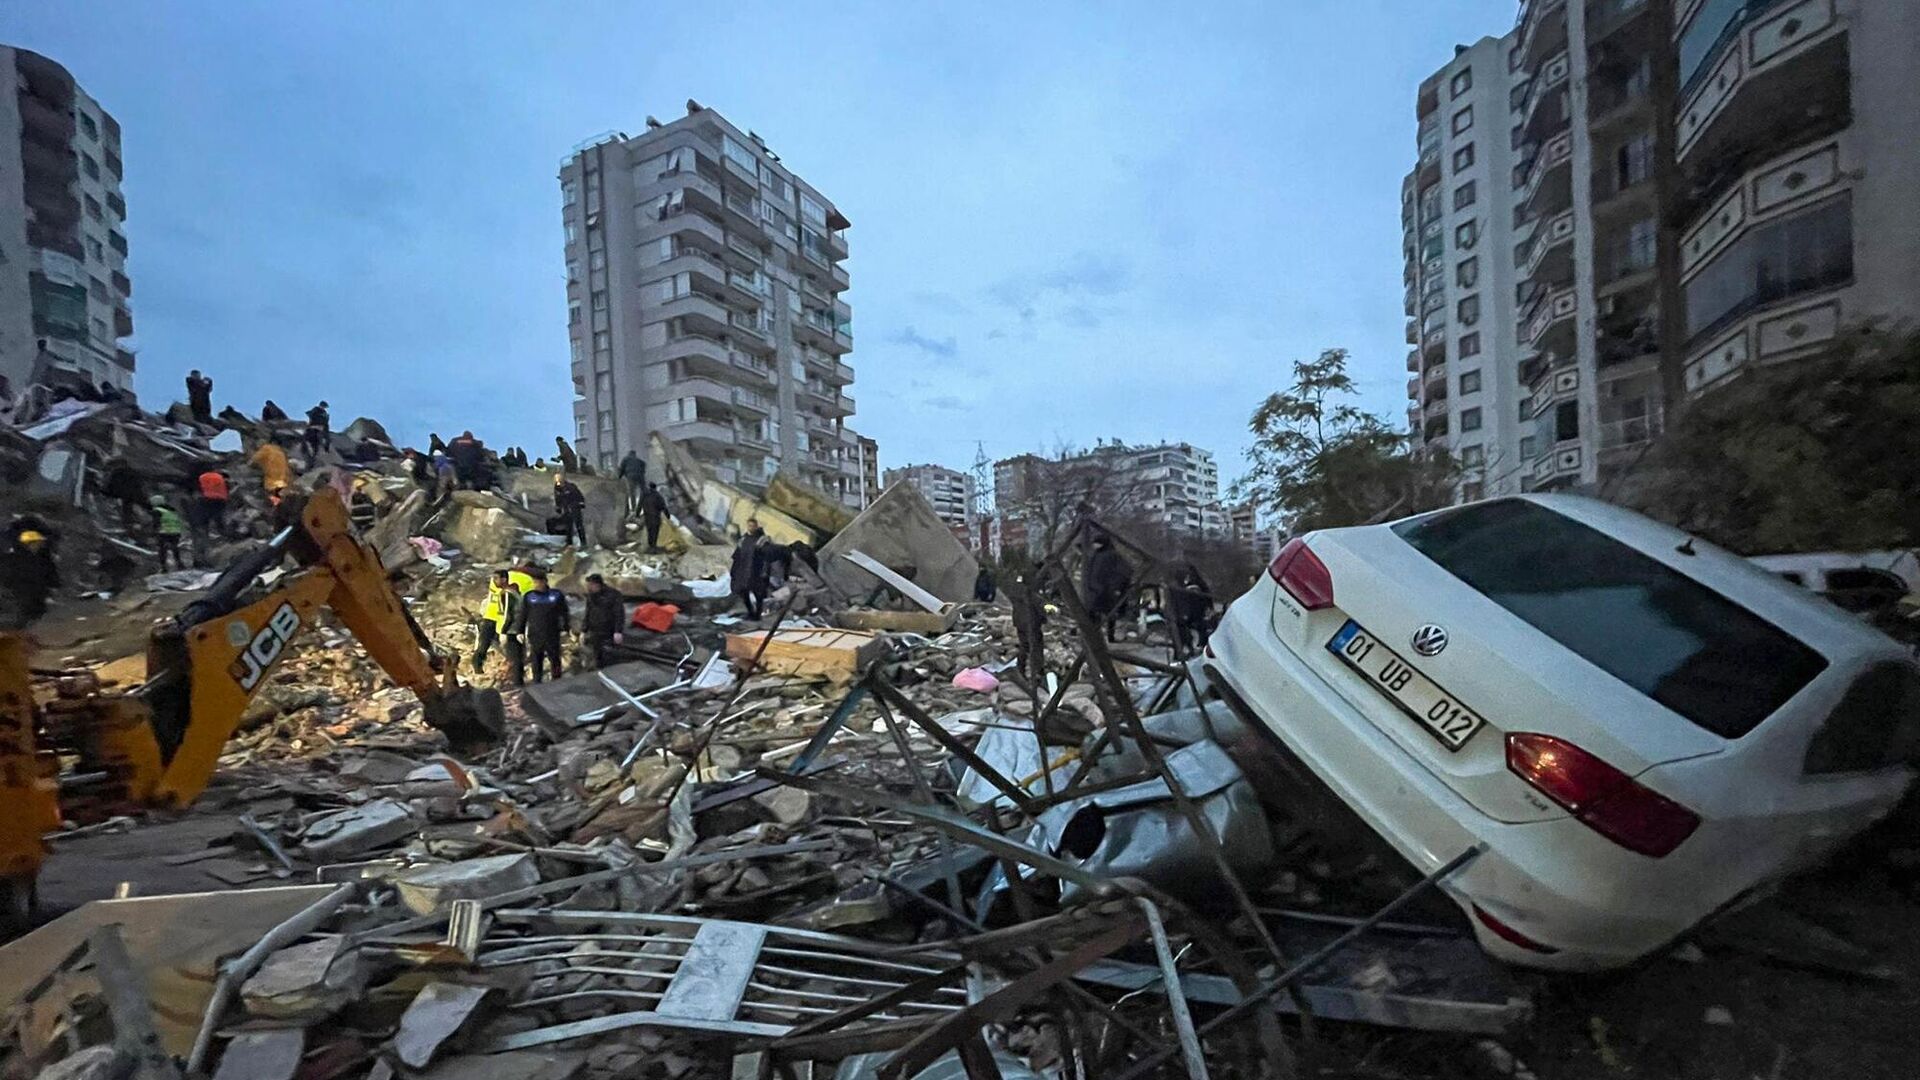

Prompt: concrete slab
[
  {"left": 519, "top": 659, "right": 678, "bottom": 729},
  {"left": 816, "top": 483, "right": 981, "bottom": 603}
]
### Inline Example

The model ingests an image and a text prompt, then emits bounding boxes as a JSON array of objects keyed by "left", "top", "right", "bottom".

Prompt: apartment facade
[
  {"left": 0, "top": 46, "right": 133, "bottom": 396},
  {"left": 1402, "top": 34, "right": 1533, "bottom": 497},
  {"left": 559, "top": 102, "right": 862, "bottom": 505},
  {"left": 1412, "top": 0, "right": 1915, "bottom": 500},
  {"left": 883, "top": 463, "right": 975, "bottom": 536},
  {"left": 993, "top": 441, "right": 1227, "bottom": 541},
  {"left": 1672, "top": 0, "right": 1920, "bottom": 392}
]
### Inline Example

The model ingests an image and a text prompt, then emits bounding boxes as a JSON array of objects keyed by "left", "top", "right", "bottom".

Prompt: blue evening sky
[{"left": 11, "top": 1, "right": 1515, "bottom": 484}]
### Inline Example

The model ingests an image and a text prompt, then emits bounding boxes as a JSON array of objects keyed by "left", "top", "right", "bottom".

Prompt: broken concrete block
[
  {"left": 337, "top": 749, "right": 425, "bottom": 786},
  {"left": 30, "top": 1046, "right": 119, "bottom": 1080},
  {"left": 393, "top": 982, "right": 493, "bottom": 1068},
  {"left": 765, "top": 471, "right": 857, "bottom": 535},
  {"left": 213, "top": 1029, "right": 305, "bottom": 1080},
  {"left": 435, "top": 495, "right": 530, "bottom": 563},
  {"left": 751, "top": 786, "right": 811, "bottom": 826},
  {"left": 817, "top": 483, "right": 980, "bottom": 604},
  {"left": 300, "top": 799, "right": 418, "bottom": 859},
  {"left": 240, "top": 936, "right": 364, "bottom": 1021},
  {"left": 395, "top": 855, "right": 540, "bottom": 916}
]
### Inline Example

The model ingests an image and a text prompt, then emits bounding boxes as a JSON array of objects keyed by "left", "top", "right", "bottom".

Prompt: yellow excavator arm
[{"left": 0, "top": 488, "right": 501, "bottom": 926}]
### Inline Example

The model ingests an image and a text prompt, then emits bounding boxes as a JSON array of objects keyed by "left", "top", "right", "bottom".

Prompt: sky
[{"left": 12, "top": 0, "right": 1517, "bottom": 487}]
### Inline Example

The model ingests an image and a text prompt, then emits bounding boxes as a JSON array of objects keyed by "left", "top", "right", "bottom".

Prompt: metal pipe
[
  {"left": 1137, "top": 898, "right": 1210, "bottom": 1080},
  {"left": 184, "top": 882, "right": 358, "bottom": 1074}
]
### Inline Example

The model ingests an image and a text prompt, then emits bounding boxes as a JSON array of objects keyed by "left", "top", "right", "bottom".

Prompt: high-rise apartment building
[
  {"left": 1402, "top": 34, "right": 1532, "bottom": 497},
  {"left": 0, "top": 46, "right": 133, "bottom": 396},
  {"left": 559, "top": 102, "right": 862, "bottom": 506},
  {"left": 883, "top": 463, "right": 975, "bottom": 536},
  {"left": 1410, "top": 0, "right": 1917, "bottom": 500},
  {"left": 1671, "top": 0, "right": 1919, "bottom": 393},
  {"left": 993, "top": 441, "right": 1227, "bottom": 539}
]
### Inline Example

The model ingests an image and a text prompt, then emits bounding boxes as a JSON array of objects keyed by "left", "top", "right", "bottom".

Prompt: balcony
[
  {"left": 1424, "top": 360, "right": 1449, "bottom": 389},
  {"left": 1530, "top": 439, "right": 1584, "bottom": 489},
  {"left": 1526, "top": 358, "right": 1580, "bottom": 419},
  {"left": 1516, "top": 0, "right": 1568, "bottom": 68},
  {"left": 110, "top": 270, "right": 131, "bottom": 297},
  {"left": 724, "top": 231, "right": 764, "bottom": 269},
  {"left": 824, "top": 229, "right": 849, "bottom": 260},
  {"left": 1405, "top": 319, "right": 1419, "bottom": 346},
  {"left": 1679, "top": 0, "right": 1849, "bottom": 174},
  {"left": 657, "top": 417, "right": 738, "bottom": 449},
  {"left": 654, "top": 292, "right": 731, "bottom": 334},
  {"left": 1521, "top": 285, "right": 1577, "bottom": 354},
  {"left": 113, "top": 306, "right": 133, "bottom": 339},
  {"left": 1681, "top": 133, "right": 1851, "bottom": 284},
  {"left": 831, "top": 262, "right": 850, "bottom": 291},
  {"left": 1405, "top": 349, "right": 1419, "bottom": 373},
  {"left": 1521, "top": 208, "right": 1575, "bottom": 282},
  {"left": 1517, "top": 51, "right": 1570, "bottom": 142},
  {"left": 104, "top": 192, "right": 125, "bottom": 219},
  {"left": 1519, "top": 130, "right": 1573, "bottom": 216},
  {"left": 642, "top": 209, "right": 725, "bottom": 250}
]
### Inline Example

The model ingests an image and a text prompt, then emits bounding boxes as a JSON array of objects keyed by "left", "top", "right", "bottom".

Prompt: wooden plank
[{"left": 724, "top": 628, "right": 887, "bottom": 682}]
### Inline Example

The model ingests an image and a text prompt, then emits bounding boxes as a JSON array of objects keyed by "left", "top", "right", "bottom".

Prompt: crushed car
[{"left": 1204, "top": 494, "right": 1920, "bottom": 970}]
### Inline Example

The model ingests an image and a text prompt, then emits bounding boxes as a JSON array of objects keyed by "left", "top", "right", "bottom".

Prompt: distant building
[
  {"left": 991, "top": 440, "right": 1227, "bottom": 546},
  {"left": 558, "top": 101, "right": 863, "bottom": 506},
  {"left": 884, "top": 463, "right": 975, "bottom": 542},
  {"left": 855, "top": 435, "right": 880, "bottom": 508},
  {"left": 0, "top": 46, "right": 134, "bottom": 395}
]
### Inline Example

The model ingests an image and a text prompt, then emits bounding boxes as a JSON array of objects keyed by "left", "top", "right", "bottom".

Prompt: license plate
[{"left": 1327, "top": 621, "right": 1484, "bottom": 751}]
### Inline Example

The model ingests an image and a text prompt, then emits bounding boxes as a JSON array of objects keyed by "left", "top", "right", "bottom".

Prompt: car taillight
[
  {"left": 1267, "top": 538, "right": 1334, "bottom": 611},
  {"left": 1471, "top": 905, "right": 1559, "bottom": 954},
  {"left": 1506, "top": 733, "right": 1701, "bottom": 858}
]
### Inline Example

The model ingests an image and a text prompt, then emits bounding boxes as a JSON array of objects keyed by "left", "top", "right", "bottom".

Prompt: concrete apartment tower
[
  {"left": 882, "top": 463, "right": 975, "bottom": 535},
  {"left": 1412, "top": 0, "right": 1918, "bottom": 502},
  {"left": 559, "top": 102, "right": 861, "bottom": 505},
  {"left": 1402, "top": 34, "right": 1530, "bottom": 498},
  {"left": 0, "top": 46, "right": 133, "bottom": 396}
]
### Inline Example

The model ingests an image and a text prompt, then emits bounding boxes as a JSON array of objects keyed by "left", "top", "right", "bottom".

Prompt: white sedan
[{"left": 1205, "top": 494, "right": 1919, "bottom": 971}]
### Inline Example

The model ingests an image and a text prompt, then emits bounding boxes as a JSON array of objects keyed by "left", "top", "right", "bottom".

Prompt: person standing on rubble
[
  {"left": 102, "top": 461, "right": 148, "bottom": 535},
  {"left": 580, "top": 573, "right": 626, "bottom": 669},
  {"left": 149, "top": 494, "right": 185, "bottom": 571},
  {"left": 0, "top": 521, "right": 60, "bottom": 628},
  {"left": 1083, "top": 533, "right": 1134, "bottom": 643},
  {"left": 1002, "top": 564, "right": 1045, "bottom": 682},
  {"left": 974, "top": 564, "right": 997, "bottom": 603},
  {"left": 195, "top": 467, "right": 230, "bottom": 548},
  {"left": 730, "top": 519, "right": 771, "bottom": 619},
  {"left": 448, "top": 431, "right": 485, "bottom": 489},
  {"left": 618, "top": 451, "right": 648, "bottom": 516},
  {"left": 553, "top": 473, "right": 589, "bottom": 548},
  {"left": 639, "top": 482, "right": 668, "bottom": 551},
  {"left": 474, "top": 568, "right": 520, "bottom": 681},
  {"left": 1168, "top": 561, "right": 1214, "bottom": 656},
  {"left": 185, "top": 370, "right": 214, "bottom": 425},
  {"left": 303, "top": 401, "right": 330, "bottom": 458},
  {"left": 403, "top": 448, "right": 431, "bottom": 489},
  {"left": 553, "top": 436, "right": 579, "bottom": 474},
  {"left": 517, "top": 568, "right": 570, "bottom": 683},
  {"left": 260, "top": 399, "right": 288, "bottom": 423},
  {"left": 250, "top": 438, "right": 291, "bottom": 501}
]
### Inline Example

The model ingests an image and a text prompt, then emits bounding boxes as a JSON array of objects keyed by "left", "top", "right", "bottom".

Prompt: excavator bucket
[{"left": 422, "top": 686, "right": 506, "bottom": 752}]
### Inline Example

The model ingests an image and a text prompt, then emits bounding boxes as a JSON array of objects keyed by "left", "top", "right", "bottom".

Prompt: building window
[
  {"left": 1460, "top": 369, "right": 1482, "bottom": 394},
  {"left": 80, "top": 153, "right": 100, "bottom": 180},
  {"left": 1610, "top": 132, "right": 1654, "bottom": 196},
  {"left": 1554, "top": 400, "right": 1579, "bottom": 441},
  {"left": 566, "top": 259, "right": 579, "bottom": 284},
  {"left": 1454, "top": 220, "right": 1479, "bottom": 250},
  {"left": 594, "top": 372, "right": 613, "bottom": 396},
  {"left": 1460, "top": 407, "right": 1483, "bottom": 432},
  {"left": 91, "top": 317, "right": 109, "bottom": 341},
  {"left": 563, "top": 180, "right": 578, "bottom": 206},
  {"left": 569, "top": 303, "right": 581, "bottom": 326},
  {"left": 87, "top": 237, "right": 103, "bottom": 262},
  {"left": 1685, "top": 195, "right": 1853, "bottom": 343},
  {"left": 1509, "top": 81, "right": 1530, "bottom": 112},
  {"left": 1453, "top": 181, "right": 1477, "bottom": 211},
  {"left": 1461, "top": 444, "right": 1485, "bottom": 466},
  {"left": 591, "top": 289, "right": 607, "bottom": 311},
  {"left": 570, "top": 339, "right": 583, "bottom": 365},
  {"left": 589, "top": 249, "right": 606, "bottom": 271},
  {"left": 84, "top": 195, "right": 102, "bottom": 220},
  {"left": 1453, "top": 144, "right": 1475, "bottom": 173},
  {"left": 1451, "top": 68, "right": 1473, "bottom": 98},
  {"left": 78, "top": 112, "right": 98, "bottom": 140},
  {"left": 593, "top": 330, "right": 610, "bottom": 352},
  {"left": 1451, "top": 105, "right": 1474, "bottom": 135},
  {"left": 565, "top": 221, "right": 578, "bottom": 244},
  {"left": 722, "top": 134, "right": 761, "bottom": 177},
  {"left": 1456, "top": 257, "right": 1479, "bottom": 289},
  {"left": 598, "top": 409, "right": 615, "bottom": 433},
  {"left": 1520, "top": 435, "right": 1537, "bottom": 460},
  {"left": 1457, "top": 295, "right": 1480, "bottom": 325},
  {"left": 1458, "top": 331, "right": 1481, "bottom": 358}
]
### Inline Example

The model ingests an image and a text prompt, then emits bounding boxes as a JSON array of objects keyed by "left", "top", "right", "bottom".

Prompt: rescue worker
[
  {"left": 196, "top": 467, "right": 231, "bottom": 546},
  {"left": 1082, "top": 533, "right": 1134, "bottom": 643},
  {"left": 261, "top": 399, "right": 288, "bottom": 423},
  {"left": 517, "top": 569, "right": 570, "bottom": 683},
  {"left": 473, "top": 568, "right": 512, "bottom": 675},
  {"left": 250, "top": 437, "right": 291, "bottom": 500},
  {"left": 1168, "top": 561, "right": 1214, "bottom": 656},
  {"left": 404, "top": 448, "right": 432, "bottom": 489},
  {"left": 303, "top": 401, "right": 330, "bottom": 458},
  {"left": 618, "top": 451, "right": 648, "bottom": 515},
  {"left": 428, "top": 433, "right": 448, "bottom": 456},
  {"left": 448, "top": 430, "right": 485, "bottom": 489},
  {"left": 102, "top": 461, "right": 148, "bottom": 534},
  {"left": 580, "top": 573, "right": 626, "bottom": 669},
  {"left": 553, "top": 436, "right": 579, "bottom": 474},
  {"left": 149, "top": 494, "right": 185, "bottom": 570},
  {"left": 1003, "top": 564, "right": 1046, "bottom": 683},
  {"left": 185, "top": 370, "right": 214, "bottom": 424},
  {"left": 0, "top": 521, "right": 60, "bottom": 628},
  {"left": 639, "top": 482, "right": 668, "bottom": 551},
  {"left": 730, "top": 519, "right": 770, "bottom": 619},
  {"left": 553, "top": 473, "right": 588, "bottom": 548}
]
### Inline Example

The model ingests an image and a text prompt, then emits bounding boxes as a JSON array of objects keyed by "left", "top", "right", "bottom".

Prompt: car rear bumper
[{"left": 1208, "top": 585, "right": 1695, "bottom": 971}]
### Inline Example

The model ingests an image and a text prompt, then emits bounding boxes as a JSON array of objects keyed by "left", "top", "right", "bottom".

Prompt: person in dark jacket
[
  {"left": 639, "top": 482, "right": 668, "bottom": 550},
  {"left": 618, "top": 451, "right": 648, "bottom": 515},
  {"left": 0, "top": 518, "right": 61, "bottom": 629},
  {"left": 1082, "top": 534, "right": 1134, "bottom": 643},
  {"left": 580, "top": 574, "right": 627, "bottom": 669},
  {"left": 185, "top": 370, "right": 214, "bottom": 424},
  {"left": 1168, "top": 561, "right": 1214, "bottom": 656},
  {"left": 303, "top": 401, "right": 330, "bottom": 457},
  {"left": 448, "top": 430, "right": 485, "bottom": 489},
  {"left": 1002, "top": 565, "right": 1045, "bottom": 683},
  {"left": 516, "top": 569, "right": 570, "bottom": 683},
  {"left": 730, "top": 519, "right": 770, "bottom": 619},
  {"left": 102, "top": 462, "right": 148, "bottom": 534},
  {"left": 554, "top": 436, "right": 579, "bottom": 474},
  {"left": 261, "top": 399, "right": 288, "bottom": 423},
  {"left": 553, "top": 474, "right": 588, "bottom": 547},
  {"left": 973, "top": 564, "right": 997, "bottom": 603}
]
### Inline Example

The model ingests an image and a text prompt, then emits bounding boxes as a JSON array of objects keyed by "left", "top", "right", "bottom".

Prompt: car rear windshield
[{"left": 1392, "top": 499, "right": 1827, "bottom": 737}]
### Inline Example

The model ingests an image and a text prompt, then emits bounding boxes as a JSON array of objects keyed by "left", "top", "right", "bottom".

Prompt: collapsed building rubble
[{"left": 2, "top": 400, "right": 1912, "bottom": 1079}]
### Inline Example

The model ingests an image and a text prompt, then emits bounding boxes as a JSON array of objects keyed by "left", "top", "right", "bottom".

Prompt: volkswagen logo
[{"left": 1411, "top": 624, "right": 1449, "bottom": 657}]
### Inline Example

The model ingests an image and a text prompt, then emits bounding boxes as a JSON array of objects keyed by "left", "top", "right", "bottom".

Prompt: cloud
[
  {"left": 887, "top": 325, "right": 959, "bottom": 359},
  {"left": 907, "top": 291, "right": 975, "bottom": 316},
  {"left": 988, "top": 250, "right": 1133, "bottom": 313},
  {"left": 922, "top": 394, "right": 967, "bottom": 411}
]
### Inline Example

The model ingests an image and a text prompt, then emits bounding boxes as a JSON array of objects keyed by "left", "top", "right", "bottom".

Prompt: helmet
[{"left": 17, "top": 530, "right": 47, "bottom": 548}]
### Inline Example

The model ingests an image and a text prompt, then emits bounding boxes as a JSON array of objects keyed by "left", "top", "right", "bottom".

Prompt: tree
[
  {"left": 994, "top": 442, "right": 1148, "bottom": 556},
  {"left": 1237, "top": 348, "right": 1458, "bottom": 532},
  {"left": 1622, "top": 327, "right": 1920, "bottom": 554}
]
